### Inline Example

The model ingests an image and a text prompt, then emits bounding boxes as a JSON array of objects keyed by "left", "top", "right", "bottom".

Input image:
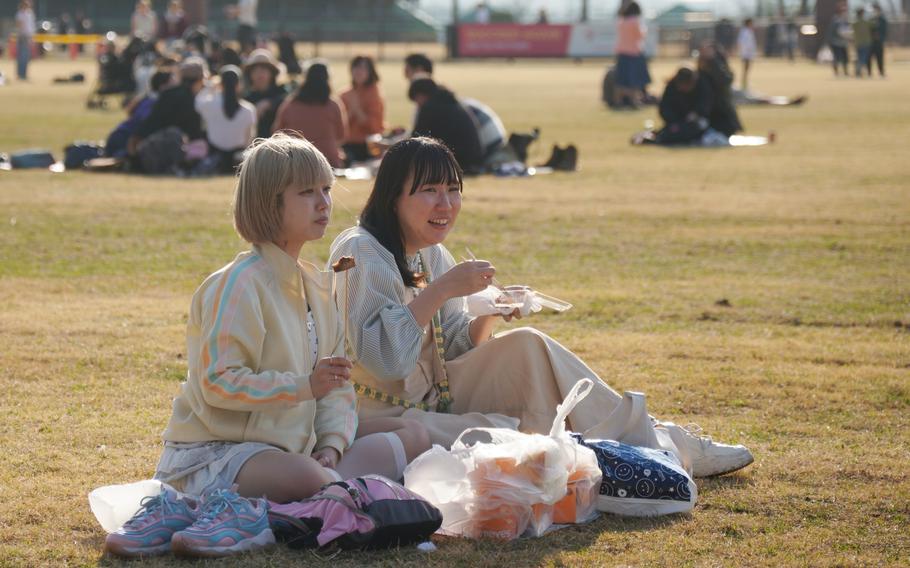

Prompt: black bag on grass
[{"left": 64, "top": 142, "right": 104, "bottom": 170}]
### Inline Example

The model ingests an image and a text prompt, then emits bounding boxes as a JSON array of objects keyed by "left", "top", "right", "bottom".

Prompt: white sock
[{"left": 335, "top": 432, "right": 408, "bottom": 481}]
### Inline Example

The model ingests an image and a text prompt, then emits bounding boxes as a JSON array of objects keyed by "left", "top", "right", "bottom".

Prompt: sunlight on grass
[{"left": 0, "top": 52, "right": 908, "bottom": 567}]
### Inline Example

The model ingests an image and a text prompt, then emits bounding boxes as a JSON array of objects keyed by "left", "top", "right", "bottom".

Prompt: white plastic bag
[
  {"left": 88, "top": 479, "right": 163, "bottom": 533},
  {"left": 405, "top": 379, "right": 600, "bottom": 539},
  {"left": 548, "top": 380, "right": 602, "bottom": 524}
]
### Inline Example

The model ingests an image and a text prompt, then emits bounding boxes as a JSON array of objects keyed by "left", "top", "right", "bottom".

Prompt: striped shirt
[
  {"left": 162, "top": 242, "right": 357, "bottom": 456},
  {"left": 328, "top": 226, "right": 474, "bottom": 383}
]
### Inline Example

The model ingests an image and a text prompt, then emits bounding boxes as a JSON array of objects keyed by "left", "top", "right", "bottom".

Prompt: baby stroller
[{"left": 87, "top": 37, "right": 155, "bottom": 109}]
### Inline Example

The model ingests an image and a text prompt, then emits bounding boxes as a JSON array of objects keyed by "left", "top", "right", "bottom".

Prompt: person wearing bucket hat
[{"left": 243, "top": 48, "right": 289, "bottom": 139}]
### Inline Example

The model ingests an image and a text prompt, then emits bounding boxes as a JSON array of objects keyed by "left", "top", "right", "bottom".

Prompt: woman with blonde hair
[{"left": 105, "top": 134, "right": 429, "bottom": 559}]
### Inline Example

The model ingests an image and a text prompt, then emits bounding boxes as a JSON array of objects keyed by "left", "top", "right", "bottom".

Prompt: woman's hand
[
  {"left": 312, "top": 447, "right": 341, "bottom": 469},
  {"left": 437, "top": 260, "right": 496, "bottom": 299},
  {"left": 311, "top": 356, "right": 353, "bottom": 399}
]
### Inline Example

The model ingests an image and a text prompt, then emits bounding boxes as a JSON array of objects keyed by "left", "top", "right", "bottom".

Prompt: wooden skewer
[{"left": 331, "top": 256, "right": 356, "bottom": 360}]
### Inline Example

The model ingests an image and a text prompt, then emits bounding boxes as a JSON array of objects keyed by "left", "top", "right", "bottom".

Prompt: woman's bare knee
[{"left": 235, "top": 451, "right": 332, "bottom": 503}]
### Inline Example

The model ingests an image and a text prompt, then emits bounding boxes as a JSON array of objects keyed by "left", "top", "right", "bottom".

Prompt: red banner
[{"left": 457, "top": 24, "right": 573, "bottom": 57}]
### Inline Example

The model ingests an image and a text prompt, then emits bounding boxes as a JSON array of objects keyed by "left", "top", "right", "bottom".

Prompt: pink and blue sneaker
[
  {"left": 170, "top": 488, "right": 274, "bottom": 558},
  {"left": 104, "top": 486, "right": 199, "bottom": 558}
]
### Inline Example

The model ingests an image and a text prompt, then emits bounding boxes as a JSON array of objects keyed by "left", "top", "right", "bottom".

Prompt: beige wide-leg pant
[{"left": 357, "top": 327, "right": 625, "bottom": 448}]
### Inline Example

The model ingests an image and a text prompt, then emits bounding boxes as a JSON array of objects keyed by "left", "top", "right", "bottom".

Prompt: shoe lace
[
  {"left": 194, "top": 490, "right": 245, "bottom": 528},
  {"left": 122, "top": 492, "right": 172, "bottom": 529},
  {"left": 683, "top": 423, "right": 713, "bottom": 443}
]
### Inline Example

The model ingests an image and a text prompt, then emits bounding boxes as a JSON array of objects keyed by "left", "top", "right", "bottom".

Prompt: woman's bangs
[{"left": 408, "top": 145, "right": 462, "bottom": 194}]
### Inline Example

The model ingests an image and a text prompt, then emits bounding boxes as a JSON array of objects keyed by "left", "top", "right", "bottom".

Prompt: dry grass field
[{"left": 0, "top": 46, "right": 908, "bottom": 567}]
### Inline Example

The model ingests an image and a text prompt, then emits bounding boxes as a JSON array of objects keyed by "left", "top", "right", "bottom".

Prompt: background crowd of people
[
  {"left": 827, "top": 1, "right": 889, "bottom": 77},
  {"left": 93, "top": 21, "right": 539, "bottom": 178}
]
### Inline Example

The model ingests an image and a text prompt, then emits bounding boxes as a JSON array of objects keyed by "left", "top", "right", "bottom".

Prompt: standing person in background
[
  {"left": 785, "top": 18, "right": 799, "bottom": 62},
  {"left": 131, "top": 0, "right": 158, "bottom": 41},
  {"left": 613, "top": 1, "right": 651, "bottom": 109},
  {"left": 474, "top": 2, "right": 491, "bottom": 24},
  {"left": 195, "top": 65, "right": 257, "bottom": 174},
  {"left": 161, "top": 1, "right": 187, "bottom": 48},
  {"left": 697, "top": 42, "right": 742, "bottom": 137},
  {"left": 737, "top": 18, "right": 757, "bottom": 91},
  {"left": 852, "top": 7, "right": 873, "bottom": 78},
  {"left": 233, "top": 0, "right": 259, "bottom": 55},
  {"left": 243, "top": 48, "right": 288, "bottom": 139},
  {"left": 340, "top": 56, "right": 385, "bottom": 164},
  {"left": 273, "top": 61, "right": 347, "bottom": 168},
  {"left": 827, "top": 1, "right": 850, "bottom": 77},
  {"left": 14, "top": 0, "right": 35, "bottom": 81},
  {"left": 870, "top": 3, "right": 887, "bottom": 77}
]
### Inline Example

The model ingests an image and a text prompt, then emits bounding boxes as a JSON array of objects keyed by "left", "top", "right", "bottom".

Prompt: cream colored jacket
[{"left": 162, "top": 242, "right": 357, "bottom": 456}]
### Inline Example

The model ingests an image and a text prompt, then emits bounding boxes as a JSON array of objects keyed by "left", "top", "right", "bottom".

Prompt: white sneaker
[{"left": 662, "top": 423, "right": 754, "bottom": 478}]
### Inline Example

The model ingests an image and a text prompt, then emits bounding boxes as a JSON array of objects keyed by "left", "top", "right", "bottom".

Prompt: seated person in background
[
  {"left": 340, "top": 55, "right": 385, "bottom": 164},
  {"left": 129, "top": 56, "right": 208, "bottom": 156},
  {"left": 272, "top": 61, "right": 347, "bottom": 168},
  {"left": 461, "top": 96, "right": 507, "bottom": 166},
  {"left": 408, "top": 78, "right": 483, "bottom": 174},
  {"left": 105, "top": 70, "right": 174, "bottom": 158},
  {"left": 195, "top": 65, "right": 256, "bottom": 173},
  {"left": 403, "top": 52, "right": 507, "bottom": 167},
  {"left": 243, "top": 48, "right": 288, "bottom": 139},
  {"left": 655, "top": 66, "right": 713, "bottom": 145},
  {"left": 696, "top": 42, "right": 743, "bottom": 137},
  {"left": 403, "top": 52, "right": 433, "bottom": 81}
]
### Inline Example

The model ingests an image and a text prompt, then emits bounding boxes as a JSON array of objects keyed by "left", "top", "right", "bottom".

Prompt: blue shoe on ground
[{"left": 104, "top": 486, "right": 199, "bottom": 558}]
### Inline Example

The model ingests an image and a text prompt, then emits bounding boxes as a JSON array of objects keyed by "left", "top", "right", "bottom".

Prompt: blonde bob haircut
[{"left": 233, "top": 133, "right": 334, "bottom": 244}]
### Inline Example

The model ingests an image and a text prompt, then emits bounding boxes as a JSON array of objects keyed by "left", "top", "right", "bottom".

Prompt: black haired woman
[
  {"left": 272, "top": 60, "right": 347, "bottom": 168},
  {"left": 328, "top": 137, "right": 754, "bottom": 478},
  {"left": 195, "top": 65, "right": 256, "bottom": 173}
]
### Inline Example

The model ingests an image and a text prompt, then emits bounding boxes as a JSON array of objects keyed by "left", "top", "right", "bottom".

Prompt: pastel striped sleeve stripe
[{"left": 202, "top": 255, "right": 298, "bottom": 404}]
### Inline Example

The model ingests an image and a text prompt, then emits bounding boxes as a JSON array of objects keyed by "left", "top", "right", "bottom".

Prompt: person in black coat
[
  {"left": 408, "top": 78, "right": 483, "bottom": 174},
  {"left": 696, "top": 42, "right": 743, "bottom": 137},
  {"left": 129, "top": 56, "right": 207, "bottom": 154},
  {"left": 656, "top": 66, "right": 713, "bottom": 145}
]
